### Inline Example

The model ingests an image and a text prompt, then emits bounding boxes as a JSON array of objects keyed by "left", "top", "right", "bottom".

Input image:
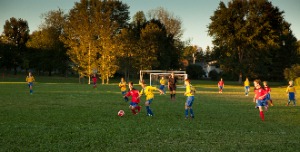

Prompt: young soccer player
[
  {"left": 139, "top": 82, "right": 164, "bottom": 116},
  {"left": 124, "top": 81, "right": 141, "bottom": 115},
  {"left": 159, "top": 76, "right": 166, "bottom": 94},
  {"left": 263, "top": 81, "right": 273, "bottom": 106},
  {"left": 119, "top": 78, "right": 128, "bottom": 102},
  {"left": 92, "top": 74, "right": 97, "bottom": 88},
  {"left": 244, "top": 77, "right": 250, "bottom": 96},
  {"left": 168, "top": 73, "right": 177, "bottom": 100},
  {"left": 184, "top": 79, "right": 195, "bottom": 119},
  {"left": 218, "top": 78, "right": 224, "bottom": 93},
  {"left": 253, "top": 79, "right": 267, "bottom": 121},
  {"left": 26, "top": 72, "right": 35, "bottom": 95},
  {"left": 286, "top": 81, "right": 296, "bottom": 106}
]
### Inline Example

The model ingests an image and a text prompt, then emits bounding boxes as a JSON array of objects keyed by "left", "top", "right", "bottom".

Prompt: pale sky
[{"left": 0, "top": 0, "right": 299, "bottom": 49}]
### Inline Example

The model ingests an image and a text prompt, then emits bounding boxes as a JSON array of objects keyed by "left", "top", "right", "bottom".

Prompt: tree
[
  {"left": 26, "top": 9, "right": 68, "bottom": 76},
  {"left": 208, "top": 0, "right": 299, "bottom": 80},
  {"left": 61, "top": 0, "right": 130, "bottom": 84},
  {"left": 3, "top": 17, "right": 29, "bottom": 74},
  {"left": 148, "top": 7, "right": 183, "bottom": 40}
]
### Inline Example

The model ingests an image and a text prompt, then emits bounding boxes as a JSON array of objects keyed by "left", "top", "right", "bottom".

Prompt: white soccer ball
[{"left": 118, "top": 110, "right": 125, "bottom": 117}]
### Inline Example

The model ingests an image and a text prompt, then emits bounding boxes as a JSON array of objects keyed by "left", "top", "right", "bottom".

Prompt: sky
[{"left": 0, "top": 0, "right": 300, "bottom": 49}]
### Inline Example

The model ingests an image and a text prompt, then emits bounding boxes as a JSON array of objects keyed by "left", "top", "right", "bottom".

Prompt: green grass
[{"left": 0, "top": 78, "right": 299, "bottom": 151}]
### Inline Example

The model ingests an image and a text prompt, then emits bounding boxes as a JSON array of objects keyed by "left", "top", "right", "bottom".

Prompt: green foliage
[
  {"left": 209, "top": 69, "right": 220, "bottom": 81},
  {"left": 1, "top": 79, "right": 300, "bottom": 151},
  {"left": 284, "top": 64, "right": 300, "bottom": 81},
  {"left": 208, "top": 0, "right": 299, "bottom": 80},
  {"left": 186, "top": 64, "right": 205, "bottom": 79}
]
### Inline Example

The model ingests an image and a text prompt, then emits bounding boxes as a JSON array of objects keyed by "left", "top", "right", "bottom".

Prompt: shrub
[
  {"left": 186, "top": 64, "right": 205, "bottom": 79},
  {"left": 284, "top": 64, "right": 300, "bottom": 82},
  {"left": 209, "top": 70, "right": 219, "bottom": 81}
]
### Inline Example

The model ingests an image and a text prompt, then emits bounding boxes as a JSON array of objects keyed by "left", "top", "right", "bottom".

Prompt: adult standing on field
[{"left": 168, "top": 72, "right": 177, "bottom": 100}]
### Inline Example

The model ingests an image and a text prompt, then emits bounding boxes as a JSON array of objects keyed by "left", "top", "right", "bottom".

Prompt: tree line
[{"left": 0, "top": 0, "right": 299, "bottom": 83}]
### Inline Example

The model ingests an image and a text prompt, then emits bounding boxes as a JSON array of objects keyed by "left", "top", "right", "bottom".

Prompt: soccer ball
[{"left": 118, "top": 110, "right": 125, "bottom": 117}]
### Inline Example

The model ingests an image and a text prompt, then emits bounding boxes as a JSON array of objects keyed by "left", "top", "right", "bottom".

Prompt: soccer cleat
[
  {"left": 147, "top": 113, "right": 153, "bottom": 116},
  {"left": 190, "top": 115, "right": 194, "bottom": 119}
]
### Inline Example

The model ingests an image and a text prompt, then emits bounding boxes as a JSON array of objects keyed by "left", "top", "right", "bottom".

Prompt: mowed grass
[{"left": 0, "top": 79, "right": 299, "bottom": 151}]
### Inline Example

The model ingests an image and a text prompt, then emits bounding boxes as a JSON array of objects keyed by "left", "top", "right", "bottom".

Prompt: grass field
[{"left": 0, "top": 77, "right": 299, "bottom": 151}]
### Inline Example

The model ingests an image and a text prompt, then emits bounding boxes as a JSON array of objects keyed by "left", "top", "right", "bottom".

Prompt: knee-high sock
[
  {"left": 131, "top": 109, "right": 136, "bottom": 114},
  {"left": 190, "top": 108, "right": 194, "bottom": 116},
  {"left": 146, "top": 106, "right": 150, "bottom": 114},
  {"left": 185, "top": 109, "right": 188, "bottom": 117},
  {"left": 259, "top": 111, "right": 264, "bottom": 121}
]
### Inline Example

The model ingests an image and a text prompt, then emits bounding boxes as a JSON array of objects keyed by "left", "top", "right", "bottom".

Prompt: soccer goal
[
  {"left": 139, "top": 70, "right": 188, "bottom": 88},
  {"left": 150, "top": 73, "right": 188, "bottom": 88}
]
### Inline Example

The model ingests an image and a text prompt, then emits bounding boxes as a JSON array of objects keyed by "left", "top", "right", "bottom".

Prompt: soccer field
[{"left": 0, "top": 79, "right": 299, "bottom": 151}]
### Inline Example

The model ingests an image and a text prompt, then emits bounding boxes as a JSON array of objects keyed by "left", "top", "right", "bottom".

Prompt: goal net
[{"left": 149, "top": 73, "right": 188, "bottom": 88}]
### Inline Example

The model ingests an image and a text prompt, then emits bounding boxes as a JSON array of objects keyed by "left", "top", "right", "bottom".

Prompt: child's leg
[{"left": 189, "top": 107, "right": 194, "bottom": 118}]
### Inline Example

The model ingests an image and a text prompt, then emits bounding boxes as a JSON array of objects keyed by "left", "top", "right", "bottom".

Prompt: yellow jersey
[
  {"left": 185, "top": 84, "right": 195, "bottom": 96},
  {"left": 244, "top": 80, "right": 250, "bottom": 87},
  {"left": 26, "top": 76, "right": 35, "bottom": 83},
  {"left": 286, "top": 86, "right": 296, "bottom": 93},
  {"left": 160, "top": 79, "right": 166, "bottom": 85},
  {"left": 140, "top": 86, "right": 157, "bottom": 100},
  {"left": 119, "top": 81, "right": 127, "bottom": 92}
]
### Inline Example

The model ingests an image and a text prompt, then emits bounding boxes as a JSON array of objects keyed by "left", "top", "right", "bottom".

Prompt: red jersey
[
  {"left": 125, "top": 89, "right": 140, "bottom": 103},
  {"left": 254, "top": 88, "right": 267, "bottom": 100},
  {"left": 218, "top": 81, "right": 224, "bottom": 86},
  {"left": 92, "top": 76, "right": 97, "bottom": 83},
  {"left": 264, "top": 85, "right": 271, "bottom": 93}
]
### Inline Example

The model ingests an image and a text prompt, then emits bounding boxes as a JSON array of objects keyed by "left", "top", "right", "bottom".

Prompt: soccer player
[
  {"left": 92, "top": 74, "right": 97, "bottom": 89},
  {"left": 119, "top": 78, "right": 128, "bottom": 102},
  {"left": 244, "top": 77, "right": 250, "bottom": 96},
  {"left": 124, "top": 81, "right": 141, "bottom": 115},
  {"left": 253, "top": 79, "right": 267, "bottom": 121},
  {"left": 184, "top": 79, "right": 195, "bottom": 119},
  {"left": 263, "top": 81, "right": 273, "bottom": 106},
  {"left": 159, "top": 76, "right": 166, "bottom": 94},
  {"left": 218, "top": 78, "right": 224, "bottom": 93},
  {"left": 139, "top": 82, "right": 164, "bottom": 116},
  {"left": 168, "top": 73, "right": 177, "bottom": 100},
  {"left": 286, "top": 81, "right": 296, "bottom": 106},
  {"left": 26, "top": 72, "right": 35, "bottom": 95}
]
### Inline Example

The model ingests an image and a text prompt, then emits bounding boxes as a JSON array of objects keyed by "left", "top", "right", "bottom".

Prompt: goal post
[
  {"left": 140, "top": 70, "right": 186, "bottom": 83},
  {"left": 146, "top": 72, "right": 188, "bottom": 88}
]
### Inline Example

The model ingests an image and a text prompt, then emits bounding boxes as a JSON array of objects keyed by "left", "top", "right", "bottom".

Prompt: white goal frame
[
  {"left": 139, "top": 70, "right": 186, "bottom": 82},
  {"left": 149, "top": 73, "right": 188, "bottom": 88}
]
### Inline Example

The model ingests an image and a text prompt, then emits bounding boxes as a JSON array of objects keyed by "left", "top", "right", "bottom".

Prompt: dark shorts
[{"left": 169, "top": 85, "right": 176, "bottom": 91}]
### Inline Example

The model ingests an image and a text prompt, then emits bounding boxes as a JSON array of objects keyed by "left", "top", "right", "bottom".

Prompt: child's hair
[
  {"left": 185, "top": 79, "right": 191, "bottom": 83},
  {"left": 289, "top": 81, "right": 294, "bottom": 85},
  {"left": 263, "top": 81, "right": 268, "bottom": 85},
  {"left": 253, "top": 79, "right": 264, "bottom": 90},
  {"left": 128, "top": 81, "right": 133, "bottom": 85}
]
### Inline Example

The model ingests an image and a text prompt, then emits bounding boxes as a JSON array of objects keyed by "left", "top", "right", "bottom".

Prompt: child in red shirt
[
  {"left": 253, "top": 79, "right": 267, "bottom": 121},
  {"left": 124, "top": 81, "right": 141, "bottom": 115}
]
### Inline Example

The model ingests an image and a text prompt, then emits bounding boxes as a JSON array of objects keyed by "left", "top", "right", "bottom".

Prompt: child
[
  {"left": 244, "top": 77, "right": 250, "bottom": 96},
  {"left": 26, "top": 72, "right": 35, "bottom": 95},
  {"left": 168, "top": 73, "right": 177, "bottom": 100},
  {"left": 218, "top": 78, "right": 224, "bottom": 93},
  {"left": 263, "top": 81, "right": 273, "bottom": 106},
  {"left": 124, "top": 81, "right": 141, "bottom": 115},
  {"left": 253, "top": 79, "right": 267, "bottom": 121},
  {"left": 92, "top": 74, "right": 97, "bottom": 88},
  {"left": 286, "top": 81, "right": 296, "bottom": 106},
  {"left": 159, "top": 76, "right": 166, "bottom": 94},
  {"left": 119, "top": 78, "right": 128, "bottom": 102},
  {"left": 140, "top": 82, "right": 164, "bottom": 116},
  {"left": 184, "top": 79, "right": 196, "bottom": 119}
]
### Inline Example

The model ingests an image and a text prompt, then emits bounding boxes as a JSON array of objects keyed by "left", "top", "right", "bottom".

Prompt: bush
[
  {"left": 284, "top": 64, "right": 300, "bottom": 81},
  {"left": 295, "top": 77, "right": 300, "bottom": 86},
  {"left": 186, "top": 64, "right": 205, "bottom": 79},
  {"left": 209, "top": 70, "right": 220, "bottom": 81}
]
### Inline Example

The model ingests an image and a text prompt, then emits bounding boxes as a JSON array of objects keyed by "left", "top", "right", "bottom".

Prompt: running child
[
  {"left": 119, "top": 78, "right": 128, "bottom": 102},
  {"left": 124, "top": 81, "right": 141, "bottom": 115},
  {"left": 159, "top": 76, "right": 166, "bottom": 94},
  {"left": 244, "top": 77, "right": 250, "bottom": 96},
  {"left": 263, "top": 81, "right": 273, "bottom": 106},
  {"left": 140, "top": 82, "right": 164, "bottom": 116},
  {"left": 218, "top": 78, "right": 224, "bottom": 93},
  {"left": 184, "top": 79, "right": 196, "bottom": 119},
  {"left": 286, "top": 81, "right": 296, "bottom": 106},
  {"left": 168, "top": 73, "right": 177, "bottom": 100},
  {"left": 253, "top": 79, "right": 267, "bottom": 121},
  {"left": 26, "top": 72, "right": 35, "bottom": 95},
  {"left": 92, "top": 74, "right": 97, "bottom": 88}
]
